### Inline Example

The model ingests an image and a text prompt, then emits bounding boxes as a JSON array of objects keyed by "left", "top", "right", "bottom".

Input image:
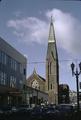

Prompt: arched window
[
  {"left": 50, "top": 62, "right": 51, "bottom": 74},
  {"left": 51, "top": 84, "right": 52, "bottom": 90}
]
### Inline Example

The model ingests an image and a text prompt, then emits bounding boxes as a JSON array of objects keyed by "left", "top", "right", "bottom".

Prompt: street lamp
[{"left": 71, "top": 62, "right": 81, "bottom": 112}]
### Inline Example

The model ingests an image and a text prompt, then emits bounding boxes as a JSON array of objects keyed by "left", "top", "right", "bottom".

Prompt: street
[{"left": 0, "top": 104, "right": 81, "bottom": 120}]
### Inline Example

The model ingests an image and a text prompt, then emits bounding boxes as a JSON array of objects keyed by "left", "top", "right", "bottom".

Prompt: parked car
[{"left": 56, "top": 104, "right": 74, "bottom": 118}]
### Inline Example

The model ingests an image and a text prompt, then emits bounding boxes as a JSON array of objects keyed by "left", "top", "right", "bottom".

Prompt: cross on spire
[{"left": 33, "top": 67, "right": 36, "bottom": 74}]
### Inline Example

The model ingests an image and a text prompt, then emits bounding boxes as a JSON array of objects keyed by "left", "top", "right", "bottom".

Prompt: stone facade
[
  {"left": 45, "top": 17, "right": 59, "bottom": 104},
  {"left": 26, "top": 69, "right": 45, "bottom": 92},
  {"left": 27, "top": 17, "right": 59, "bottom": 105},
  {"left": 26, "top": 69, "right": 48, "bottom": 105},
  {"left": 23, "top": 85, "right": 48, "bottom": 106}
]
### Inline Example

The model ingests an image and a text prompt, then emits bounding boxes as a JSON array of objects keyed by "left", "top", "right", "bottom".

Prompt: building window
[
  {"left": 4, "top": 53, "right": 7, "bottom": 65},
  {"left": 10, "top": 76, "right": 16, "bottom": 88},
  {"left": 19, "top": 80, "right": 23, "bottom": 85},
  {"left": 24, "top": 68, "right": 26, "bottom": 75},
  {"left": 10, "top": 58, "right": 17, "bottom": 71},
  {"left": 32, "top": 80, "right": 39, "bottom": 89},
  {"left": 0, "top": 51, "right": 1, "bottom": 63},
  {"left": 20, "top": 64, "right": 23, "bottom": 74},
  {"left": 0, "top": 51, "right": 7, "bottom": 65},
  {"left": 51, "top": 84, "right": 52, "bottom": 90},
  {"left": 0, "top": 71, "right": 6, "bottom": 85},
  {"left": 50, "top": 62, "right": 51, "bottom": 74},
  {"left": 14, "top": 61, "right": 17, "bottom": 71}
]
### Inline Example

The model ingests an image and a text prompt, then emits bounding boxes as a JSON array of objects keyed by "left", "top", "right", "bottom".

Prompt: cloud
[
  {"left": 7, "top": 8, "right": 81, "bottom": 56},
  {"left": 46, "top": 9, "right": 81, "bottom": 56},
  {"left": 7, "top": 17, "right": 48, "bottom": 44}
]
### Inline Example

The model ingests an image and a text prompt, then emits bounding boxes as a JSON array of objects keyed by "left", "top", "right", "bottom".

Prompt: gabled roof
[
  {"left": 27, "top": 68, "right": 46, "bottom": 82},
  {"left": 38, "top": 74, "right": 45, "bottom": 81}
]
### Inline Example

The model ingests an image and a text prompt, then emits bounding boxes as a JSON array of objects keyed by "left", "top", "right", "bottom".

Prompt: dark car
[
  {"left": 56, "top": 104, "right": 74, "bottom": 118},
  {"left": 31, "top": 106, "right": 46, "bottom": 120}
]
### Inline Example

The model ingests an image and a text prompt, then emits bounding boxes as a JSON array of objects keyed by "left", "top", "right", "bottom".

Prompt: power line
[
  {"left": 28, "top": 61, "right": 46, "bottom": 64},
  {"left": 27, "top": 59, "right": 81, "bottom": 64}
]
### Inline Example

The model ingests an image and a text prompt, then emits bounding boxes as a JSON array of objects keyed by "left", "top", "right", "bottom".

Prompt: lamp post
[{"left": 71, "top": 62, "right": 81, "bottom": 112}]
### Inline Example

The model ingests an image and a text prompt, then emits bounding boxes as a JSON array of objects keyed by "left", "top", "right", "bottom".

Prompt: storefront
[{"left": 23, "top": 85, "right": 48, "bottom": 107}]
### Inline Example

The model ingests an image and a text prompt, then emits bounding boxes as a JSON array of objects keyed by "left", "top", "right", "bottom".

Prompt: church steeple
[
  {"left": 48, "top": 16, "right": 56, "bottom": 43},
  {"left": 33, "top": 67, "right": 36, "bottom": 74},
  {"left": 46, "top": 16, "right": 59, "bottom": 105}
]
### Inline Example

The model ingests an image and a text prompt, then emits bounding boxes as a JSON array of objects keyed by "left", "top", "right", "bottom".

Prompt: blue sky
[{"left": 0, "top": 0, "right": 81, "bottom": 91}]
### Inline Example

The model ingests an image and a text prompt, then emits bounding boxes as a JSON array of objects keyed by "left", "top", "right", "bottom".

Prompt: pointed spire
[
  {"left": 33, "top": 67, "right": 36, "bottom": 74},
  {"left": 48, "top": 16, "right": 56, "bottom": 43},
  {"left": 51, "top": 15, "right": 53, "bottom": 24}
]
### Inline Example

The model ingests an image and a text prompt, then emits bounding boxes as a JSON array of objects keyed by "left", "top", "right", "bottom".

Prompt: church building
[
  {"left": 27, "top": 68, "right": 46, "bottom": 92},
  {"left": 45, "top": 16, "right": 59, "bottom": 104},
  {"left": 26, "top": 16, "right": 59, "bottom": 105}
]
